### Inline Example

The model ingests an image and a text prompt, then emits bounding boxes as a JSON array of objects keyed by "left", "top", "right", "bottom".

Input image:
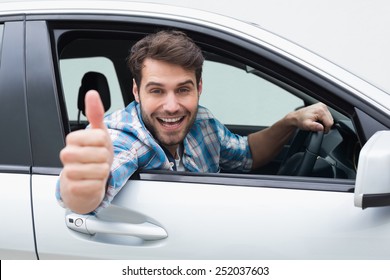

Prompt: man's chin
[
  {"left": 158, "top": 138, "right": 182, "bottom": 147},
  {"left": 155, "top": 132, "right": 185, "bottom": 146}
]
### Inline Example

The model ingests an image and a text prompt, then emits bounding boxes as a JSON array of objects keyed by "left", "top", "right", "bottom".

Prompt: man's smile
[{"left": 156, "top": 116, "right": 186, "bottom": 129}]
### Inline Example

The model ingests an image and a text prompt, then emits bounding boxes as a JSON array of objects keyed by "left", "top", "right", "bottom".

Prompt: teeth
[{"left": 160, "top": 117, "right": 182, "bottom": 123}]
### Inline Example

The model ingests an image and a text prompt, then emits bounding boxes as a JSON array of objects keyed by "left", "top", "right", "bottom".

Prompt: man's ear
[
  {"left": 132, "top": 79, "right": 140, "bottom": 103},
  {"left": 198, "top": 78, "right": 203, "bottom": 96}
]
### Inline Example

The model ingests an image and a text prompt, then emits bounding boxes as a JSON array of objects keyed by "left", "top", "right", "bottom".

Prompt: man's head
[
  {"left": 127, "top": 30, "right": 205, "bottom": 155},
  {"left": 127, "top": 30, "right": 204, "bottom": 90}
]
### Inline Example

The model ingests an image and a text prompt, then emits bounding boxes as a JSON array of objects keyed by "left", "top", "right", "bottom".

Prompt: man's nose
[{"left": 163, "top": 92, "right": 180, "bottom": 112}]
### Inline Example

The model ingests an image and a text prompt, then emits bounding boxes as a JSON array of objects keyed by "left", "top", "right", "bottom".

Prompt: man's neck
[{"left": 164, "top": 145, "right": 179, "bottom": 159}]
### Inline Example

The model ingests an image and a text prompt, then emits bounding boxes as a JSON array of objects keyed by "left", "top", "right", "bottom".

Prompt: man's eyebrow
[
  {"left": 145, "top": 81, "right": 164, "bottom": 88},
  {"left": 144, "top": 80, "right": 195, "bottom": 88},
  {"left": 177, "top": 80, "right": 195, "bottom": 87}
]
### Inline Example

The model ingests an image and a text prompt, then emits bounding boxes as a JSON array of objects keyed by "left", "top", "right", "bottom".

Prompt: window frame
[
  {"left": 0, "top": 23, "right": 4, "bottom": 63},
  {"left": 135, "top": 169, "right": 355, "bottom": 193}
]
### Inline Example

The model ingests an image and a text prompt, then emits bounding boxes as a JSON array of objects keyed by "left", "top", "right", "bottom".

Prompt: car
[{"left": 1, "top": 0, "right": 390, "bottom": 260}]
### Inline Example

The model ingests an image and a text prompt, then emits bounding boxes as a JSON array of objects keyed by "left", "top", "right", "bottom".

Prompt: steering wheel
[{"left": 278, "top": 130, "right": 324, "bottom": 176}]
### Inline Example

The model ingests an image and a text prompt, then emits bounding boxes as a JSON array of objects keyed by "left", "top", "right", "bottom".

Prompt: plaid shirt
[{"left": 57, "top": 102, "right": 253, "bottom": 213}]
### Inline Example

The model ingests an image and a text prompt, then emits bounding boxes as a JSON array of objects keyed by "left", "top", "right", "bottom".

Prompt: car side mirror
[{"left": 355, "top": 130, "right": 390, "bottom": 209}]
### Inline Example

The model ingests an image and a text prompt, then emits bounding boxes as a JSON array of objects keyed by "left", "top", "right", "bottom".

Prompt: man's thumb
[{"left": 85, "top": 90, "right": 105, "bottom": 129}]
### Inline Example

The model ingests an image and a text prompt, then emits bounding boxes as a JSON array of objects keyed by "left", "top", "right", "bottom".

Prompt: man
[{"left": 57, "top": 30, "right": 333, "bottom": 214}]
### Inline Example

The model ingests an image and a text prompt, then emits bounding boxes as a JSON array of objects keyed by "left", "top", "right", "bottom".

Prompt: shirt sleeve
[
  {"left": 92, "top": 127, "right": 139, "bottom": 214},
  {"left": 216, "top": 119, "right": 253, "bottom": 172}
]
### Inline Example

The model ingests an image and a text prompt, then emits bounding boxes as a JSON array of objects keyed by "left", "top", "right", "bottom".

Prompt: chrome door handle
[{"left": 66, "top": 213, "right": 168, "bottom": 241}]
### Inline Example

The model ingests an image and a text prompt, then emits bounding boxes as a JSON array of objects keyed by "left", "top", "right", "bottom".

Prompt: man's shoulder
[
  {"left": 104, "top": 101, "right": 143, "bottom": 132},
  {"left": 191, "top": 105, "right": 225, "bottom": 136},
  {"left": 105, "top": 101, "right": 138, "bottom": 122}
]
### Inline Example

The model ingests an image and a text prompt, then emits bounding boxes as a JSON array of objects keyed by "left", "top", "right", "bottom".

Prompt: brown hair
[{"left": 127, "top": 30, "right": 204, "bottom": 89}]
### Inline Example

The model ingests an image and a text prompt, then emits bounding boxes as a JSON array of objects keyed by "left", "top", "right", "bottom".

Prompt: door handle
[{"left": 66, "top": 213, "right": 168, "bottom": 241}]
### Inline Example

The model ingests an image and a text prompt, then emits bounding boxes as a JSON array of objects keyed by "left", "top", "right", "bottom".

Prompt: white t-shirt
[{"left": 175, "top": 144, "right": 185, "bottom": 171}]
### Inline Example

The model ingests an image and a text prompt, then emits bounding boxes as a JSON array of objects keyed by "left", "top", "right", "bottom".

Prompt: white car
[{"left": 1, "top": 0, "right": 390, "bottom": 259}]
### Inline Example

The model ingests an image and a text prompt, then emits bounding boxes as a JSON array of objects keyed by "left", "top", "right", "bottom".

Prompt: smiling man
[{"left": 57, "top": 30, "right": 333, "bottom": 214}]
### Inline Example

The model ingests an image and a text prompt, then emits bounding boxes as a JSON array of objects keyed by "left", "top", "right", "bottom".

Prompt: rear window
[{"left": 60, "top": 56, "right": 124, "bottom": 122}]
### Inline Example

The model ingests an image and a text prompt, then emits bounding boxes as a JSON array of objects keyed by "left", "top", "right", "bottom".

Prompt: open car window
[
  {"left": 55, "top": 24, "right": 359, "bottom": 185},
  {"left": 201, "top": 58, "right": 304, "bottom": 127}
]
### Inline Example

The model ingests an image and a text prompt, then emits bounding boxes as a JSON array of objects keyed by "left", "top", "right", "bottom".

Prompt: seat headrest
[{"left": 78, "top": 71, "right": 111, "bottom": 116}]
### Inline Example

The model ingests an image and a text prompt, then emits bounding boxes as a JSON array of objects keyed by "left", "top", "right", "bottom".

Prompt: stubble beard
[{"left": 139, "top": 102, "right": 198, "bottom": 149}]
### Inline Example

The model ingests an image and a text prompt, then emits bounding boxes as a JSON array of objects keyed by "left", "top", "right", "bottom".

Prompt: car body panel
[{"left": 0, "top": 174, "right": 36, "bottom": 259}]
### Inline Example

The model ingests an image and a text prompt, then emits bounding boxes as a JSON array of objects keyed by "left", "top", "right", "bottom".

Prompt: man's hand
[
  {"left": 248, "top": 102, "right": 333, "bottom": 169},
  {"left": 59, "top": 90, "right": 113, "bottom": 214},
  {"left": 288, "top": 102, "right": 334, "bottom": 133}
]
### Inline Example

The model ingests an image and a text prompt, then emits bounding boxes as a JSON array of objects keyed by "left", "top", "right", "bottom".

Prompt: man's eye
[
  {"left": 150, "top": 89, "right": 163, "bottom": 94},
  {"left": 178, "top": 87, "right": 190, "bottom": 94}
]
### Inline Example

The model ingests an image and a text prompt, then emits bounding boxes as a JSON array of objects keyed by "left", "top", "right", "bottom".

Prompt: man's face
[{"left": 133, "top": 58, "right": 202, "bottom": 154}]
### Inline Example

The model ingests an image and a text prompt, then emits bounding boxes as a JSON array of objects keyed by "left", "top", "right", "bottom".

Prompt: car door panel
[{"left": 33, "top": 173, "right": 390, "bottom": 259}]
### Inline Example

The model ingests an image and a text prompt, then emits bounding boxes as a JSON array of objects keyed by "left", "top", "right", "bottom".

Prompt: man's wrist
[{"left": 283, "top": 111, "right": 299, "bottom": 129}]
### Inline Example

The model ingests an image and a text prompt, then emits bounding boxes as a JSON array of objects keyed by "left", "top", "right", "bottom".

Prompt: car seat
[{"left": 73, "top": 71, "right": 111, "bottom": 130}]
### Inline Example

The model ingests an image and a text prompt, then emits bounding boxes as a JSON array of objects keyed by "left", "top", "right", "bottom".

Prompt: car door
[{"left": 27, "top": 11, "right": 390, "bottom": 259}]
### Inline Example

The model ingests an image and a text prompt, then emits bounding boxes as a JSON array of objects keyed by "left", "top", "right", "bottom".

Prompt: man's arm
[
  {"left": 59, "top": 90, "right": 113, "bottom": 214},
  {"left": 248, "top": 103, "right": 334, "bottom": 170}
]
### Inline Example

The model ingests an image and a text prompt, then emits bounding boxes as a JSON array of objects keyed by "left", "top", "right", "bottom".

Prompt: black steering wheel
[{"left": 278, "top": 130, "right": 324, "bottom": 176}]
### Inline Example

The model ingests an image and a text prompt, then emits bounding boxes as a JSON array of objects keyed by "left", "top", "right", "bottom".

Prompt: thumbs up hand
[
  {"left": 85, "top": 90, "right": 107, "bottom": 129},
  {"left": 59, "top": 90, "right": 113, "bottom": 214}
]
